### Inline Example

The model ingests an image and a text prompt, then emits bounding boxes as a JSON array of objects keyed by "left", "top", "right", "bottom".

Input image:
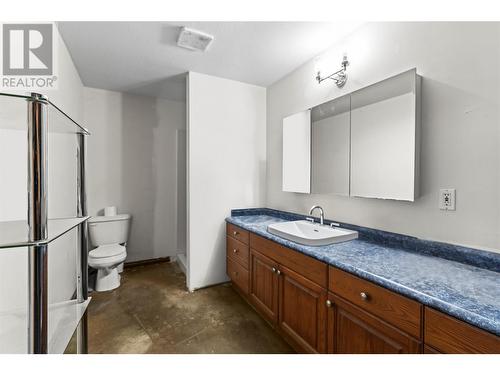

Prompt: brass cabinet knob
[
  {"left": 272, "top": 267, "right": 277, "bottom": 273},
  {"left": 233, "top": 248, "right": 238, "bottom": 253},
  {"left": 276, "top": 269, "right": 281, "bottom": 276},
  {"left": 326, "top": 300, "right": 332, "bottom": 308},
  {"left": 233, "top": 231, "right": 238, "bottom": 236},
  {"left": 360, "top": 292, "right": 369, "bottom": 300}
]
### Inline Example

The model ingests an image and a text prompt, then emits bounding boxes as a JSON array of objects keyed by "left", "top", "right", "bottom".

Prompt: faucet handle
[
  {"left": 330, "top": 222, "right": 340, "bottom": 228},
  {"left": 305, "top": 217, "right": 315, "bottom": 223}
]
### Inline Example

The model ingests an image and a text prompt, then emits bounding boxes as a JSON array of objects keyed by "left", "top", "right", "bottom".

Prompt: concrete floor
[{"left": 67, "top": 261, "right": 293, "bottom": 354}]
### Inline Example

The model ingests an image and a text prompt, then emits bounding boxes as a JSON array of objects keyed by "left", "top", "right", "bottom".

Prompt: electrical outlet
[{"left": 439, "top": 189, "right": 456, "bottom": 211}]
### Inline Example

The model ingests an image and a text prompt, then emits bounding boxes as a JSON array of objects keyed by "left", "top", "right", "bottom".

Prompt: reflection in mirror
[{"left": 311, "top": 95, "right": 350, "bottom": 195}]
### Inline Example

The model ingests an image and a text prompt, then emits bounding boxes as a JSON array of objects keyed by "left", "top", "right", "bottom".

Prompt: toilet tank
[{"left": 88, "top": 214, "right": 131, "bottom": 247}]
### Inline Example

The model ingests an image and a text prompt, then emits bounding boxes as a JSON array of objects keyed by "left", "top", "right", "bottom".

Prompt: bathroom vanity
[{"left": 225, "top": 210, "right": 500, "bottom": 354}]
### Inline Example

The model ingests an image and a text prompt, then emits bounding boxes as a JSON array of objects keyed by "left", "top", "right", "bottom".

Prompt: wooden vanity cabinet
[
  {"left": 249, "top": 249, "right": 279, "bottom": 323},
  {"left": 226, "top": 223, "right": 250, "bottom": 296},
  {"left": 326, "top": 267, "right": 423, "bottom": 353},
  {"left": 278, "top": 264, "right": 328, "bottom": 353},
  {"left": 326, "top": 293, "right": 421, "bottom": 353},
  {"left": 226, "top": 224, "right": 499, "bottom": 354},
  {"left": 329, "top": 267, "right": 422, "bottom": 338},
  {"left": 248, "top": 233, "right": 329, "bottom": 353}
]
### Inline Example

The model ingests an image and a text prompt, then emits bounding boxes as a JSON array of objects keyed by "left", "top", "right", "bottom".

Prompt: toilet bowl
[
  {"left": 89, "top": 244, "right": 127, "bottom": 291},
  {"left": 88, "top": 213, "right": 131, "bottom": 292}
]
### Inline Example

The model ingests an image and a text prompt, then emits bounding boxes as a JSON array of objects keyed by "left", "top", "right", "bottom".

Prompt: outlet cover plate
[{"left": 439, "top": 189, "right": 456, "bottom": 211}]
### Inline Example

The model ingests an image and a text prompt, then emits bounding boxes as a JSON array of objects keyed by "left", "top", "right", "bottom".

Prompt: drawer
[
  {"left": 424, "top": 307, "right": 500, "bottom": 353},
  {"left": 226, "top": 235, "right": 249, "bottom": 269},
  {"left": 329, "top": 267, "right": 422, "bottom": 338},
  {"left": 227, "top": 223, "right": 249, "bottom": 245},
  {"left": 227, "top": 257, "right": 249, "bottom": 294},
  {"left": 250, "top": 233, "right": 328, "bottom": 288}
]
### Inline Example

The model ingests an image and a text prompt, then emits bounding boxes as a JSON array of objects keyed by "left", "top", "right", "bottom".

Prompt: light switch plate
[{"left": 439, "top": 189, "right": 456, "bottom": 210}]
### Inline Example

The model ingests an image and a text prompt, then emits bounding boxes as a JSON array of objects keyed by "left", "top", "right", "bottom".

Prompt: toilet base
[{"left": 95, "top": 267, "right": 121, "bottom": 291}]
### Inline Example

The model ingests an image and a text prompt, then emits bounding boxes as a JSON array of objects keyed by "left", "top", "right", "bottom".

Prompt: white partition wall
[{"left": 187, "top": 72, "right": 266, "bottom": 291}]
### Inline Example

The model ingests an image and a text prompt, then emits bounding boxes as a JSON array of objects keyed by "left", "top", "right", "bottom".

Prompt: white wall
[
  {"left": 267, "top": 22, "right": 500, "bottom": 252},
  {"left": 83, "top": 87, "right": 186, "bottom": 262},
  {"left": 0, "top": 25, "right": 84, "bottom": 352},
  {"left": 187, "top": 72, "right": 266, "bottom": 291}
]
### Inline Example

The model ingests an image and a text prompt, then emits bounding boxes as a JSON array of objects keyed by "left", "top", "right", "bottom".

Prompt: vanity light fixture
[{"left": 316, "top": 55, "right": 349, "bottom": 88}]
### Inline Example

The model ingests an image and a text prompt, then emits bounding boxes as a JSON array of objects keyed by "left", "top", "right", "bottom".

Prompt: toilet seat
[
  {"left": 89, "top": 244, "right": 126, "bottom": 258},
  {"left": 89, "top": 244, "right": 127, "bottom": 268}
]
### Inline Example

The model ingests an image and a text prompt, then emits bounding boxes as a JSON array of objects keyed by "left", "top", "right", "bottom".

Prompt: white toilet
[{"left": 88, "top": 212, "right": 131, "bottom": 291}]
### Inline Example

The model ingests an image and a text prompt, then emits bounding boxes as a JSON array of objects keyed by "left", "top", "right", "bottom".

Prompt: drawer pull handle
[
  {"left": 276, "top": 269, "right": 282, "bottom": 276},
  {"left": 233, "top": 231, "right": 239, "bottom": 236},
  {"left": 233, "top": 249, "right": 238, "bottom": 253},
  {"left": 272, "top": 267, "right": 277, "bottom": 273},
  {"left": 326, "top": 300, "right": 332, "bottom": 308},
  {"left": 360, "top": 292, "right": 369, "bottom": 301}
]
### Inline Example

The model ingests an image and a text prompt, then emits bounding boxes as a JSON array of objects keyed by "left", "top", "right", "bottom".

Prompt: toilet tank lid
[{"left": 89, "top": 214, "right": 131, "bottom": 223}]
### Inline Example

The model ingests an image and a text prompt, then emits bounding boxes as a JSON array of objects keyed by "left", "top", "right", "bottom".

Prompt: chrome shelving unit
[{"left": 0, "top": 92, "right": 90, "bottom": 354}]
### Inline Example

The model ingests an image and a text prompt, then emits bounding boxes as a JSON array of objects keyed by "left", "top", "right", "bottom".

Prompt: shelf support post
[
  {"left": 27, "top": 93, "right": 49, "bottom": 354},
  {"left": 76, "top": 132, "right": 89, "bottom": 353}
]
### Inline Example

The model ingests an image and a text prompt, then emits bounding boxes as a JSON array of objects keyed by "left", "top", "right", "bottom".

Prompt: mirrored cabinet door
[
  {"left": 281, "top": 68, "right": 420, "bottom": 201},
  {"left": 311, "top": 95, "right": 350, "bottom": 195},
  {"left": 282, "top": 110, "right": 311, "bottom": 193},
  {"left": 350, "top": 69, "right": 420, "bottom": 201}
]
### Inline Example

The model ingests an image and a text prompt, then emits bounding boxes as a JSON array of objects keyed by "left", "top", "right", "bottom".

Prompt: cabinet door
[
  {"left": 282, "top": 110, "right": 311, "bottom": 193},
  {"left": 327, "top": 294, "right": 421, "bottom": 354},
  {"left": 350, "top": 69, "right": 420, "bottom": 201},
  {"left": 249, "top": 249, "right": 279, "bottom": 324},
  {"left": 278, "top": 265, "right": 327, "bottom": 353},
  {"left": 311, "top": 94, "right": 351, "bottom": 195}
]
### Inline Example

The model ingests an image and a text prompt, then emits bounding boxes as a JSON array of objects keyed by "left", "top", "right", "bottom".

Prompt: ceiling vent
[{"left": 177, "top": 27, "right": 214, "bottom": 52}]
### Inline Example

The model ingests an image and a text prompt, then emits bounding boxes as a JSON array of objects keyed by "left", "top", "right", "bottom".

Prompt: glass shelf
[
  {"left": 0, "top": 297, "right": 91, "bottom": 354},
  {"left": 48, "top": 99, "right": 90, "bottom": 135},
  {"left": 0, "top": 92, "right": 90, "bottom": 135},
  {"left": 0, "top": 216, "right": 89, "bottom": 249}
]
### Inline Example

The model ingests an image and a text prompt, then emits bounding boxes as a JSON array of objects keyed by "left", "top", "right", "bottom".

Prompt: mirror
[
  {"left": 350, "top": 69, "right": 420, "bottom": 201},
  {"left": 281, "top": 68, "right": 420, "bottom": 201},
  {"left": 311, "top": 95, "right": 350, "bottom": 195},
  {"left": 282, "top": 110, "right": 311, "bottom": 193}
]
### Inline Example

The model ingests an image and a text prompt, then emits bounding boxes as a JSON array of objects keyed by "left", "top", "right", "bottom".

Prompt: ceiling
[{"left": 58, "top": 22, "right": 363, "bottom": 101}]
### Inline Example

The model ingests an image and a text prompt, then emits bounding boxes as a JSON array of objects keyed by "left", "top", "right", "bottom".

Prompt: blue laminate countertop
[{"left": 226, "top": 211, "right": 500, "bottom": 336}]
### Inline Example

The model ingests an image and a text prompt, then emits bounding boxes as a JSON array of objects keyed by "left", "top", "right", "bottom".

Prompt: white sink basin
[{"left": 267, "top": 220, "right": 358, "bottom": 246}]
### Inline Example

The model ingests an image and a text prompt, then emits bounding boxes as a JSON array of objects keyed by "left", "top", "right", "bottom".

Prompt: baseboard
[
  {"left": 176, "top": 254, "right": 187, "bottom": 275},
  {"left": 124, "top": 257, "right": 171, "bottom": 268}
]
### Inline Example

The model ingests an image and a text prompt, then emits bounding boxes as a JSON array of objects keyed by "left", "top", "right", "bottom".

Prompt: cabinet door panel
[
  {"left": 249, "top": 249, "right": 279, "bottom": 323},
  {"left": 328, "top": 294, "right": 421, "bottom": 354},
  {"left": 278, "top": 265, "right": 327, "bottom": 353},
  {"left": 350, "top": 69, "right": 420, "bottom": 201}
]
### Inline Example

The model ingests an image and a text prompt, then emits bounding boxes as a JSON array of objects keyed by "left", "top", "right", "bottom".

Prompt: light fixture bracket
[{"left": 316, "top": 55, "right": 349, "bottom": 88}]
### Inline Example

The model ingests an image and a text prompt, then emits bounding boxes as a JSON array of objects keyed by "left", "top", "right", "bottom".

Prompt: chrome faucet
[{"left": 309, "top": 205, "right": 325, "bottom": 225}]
